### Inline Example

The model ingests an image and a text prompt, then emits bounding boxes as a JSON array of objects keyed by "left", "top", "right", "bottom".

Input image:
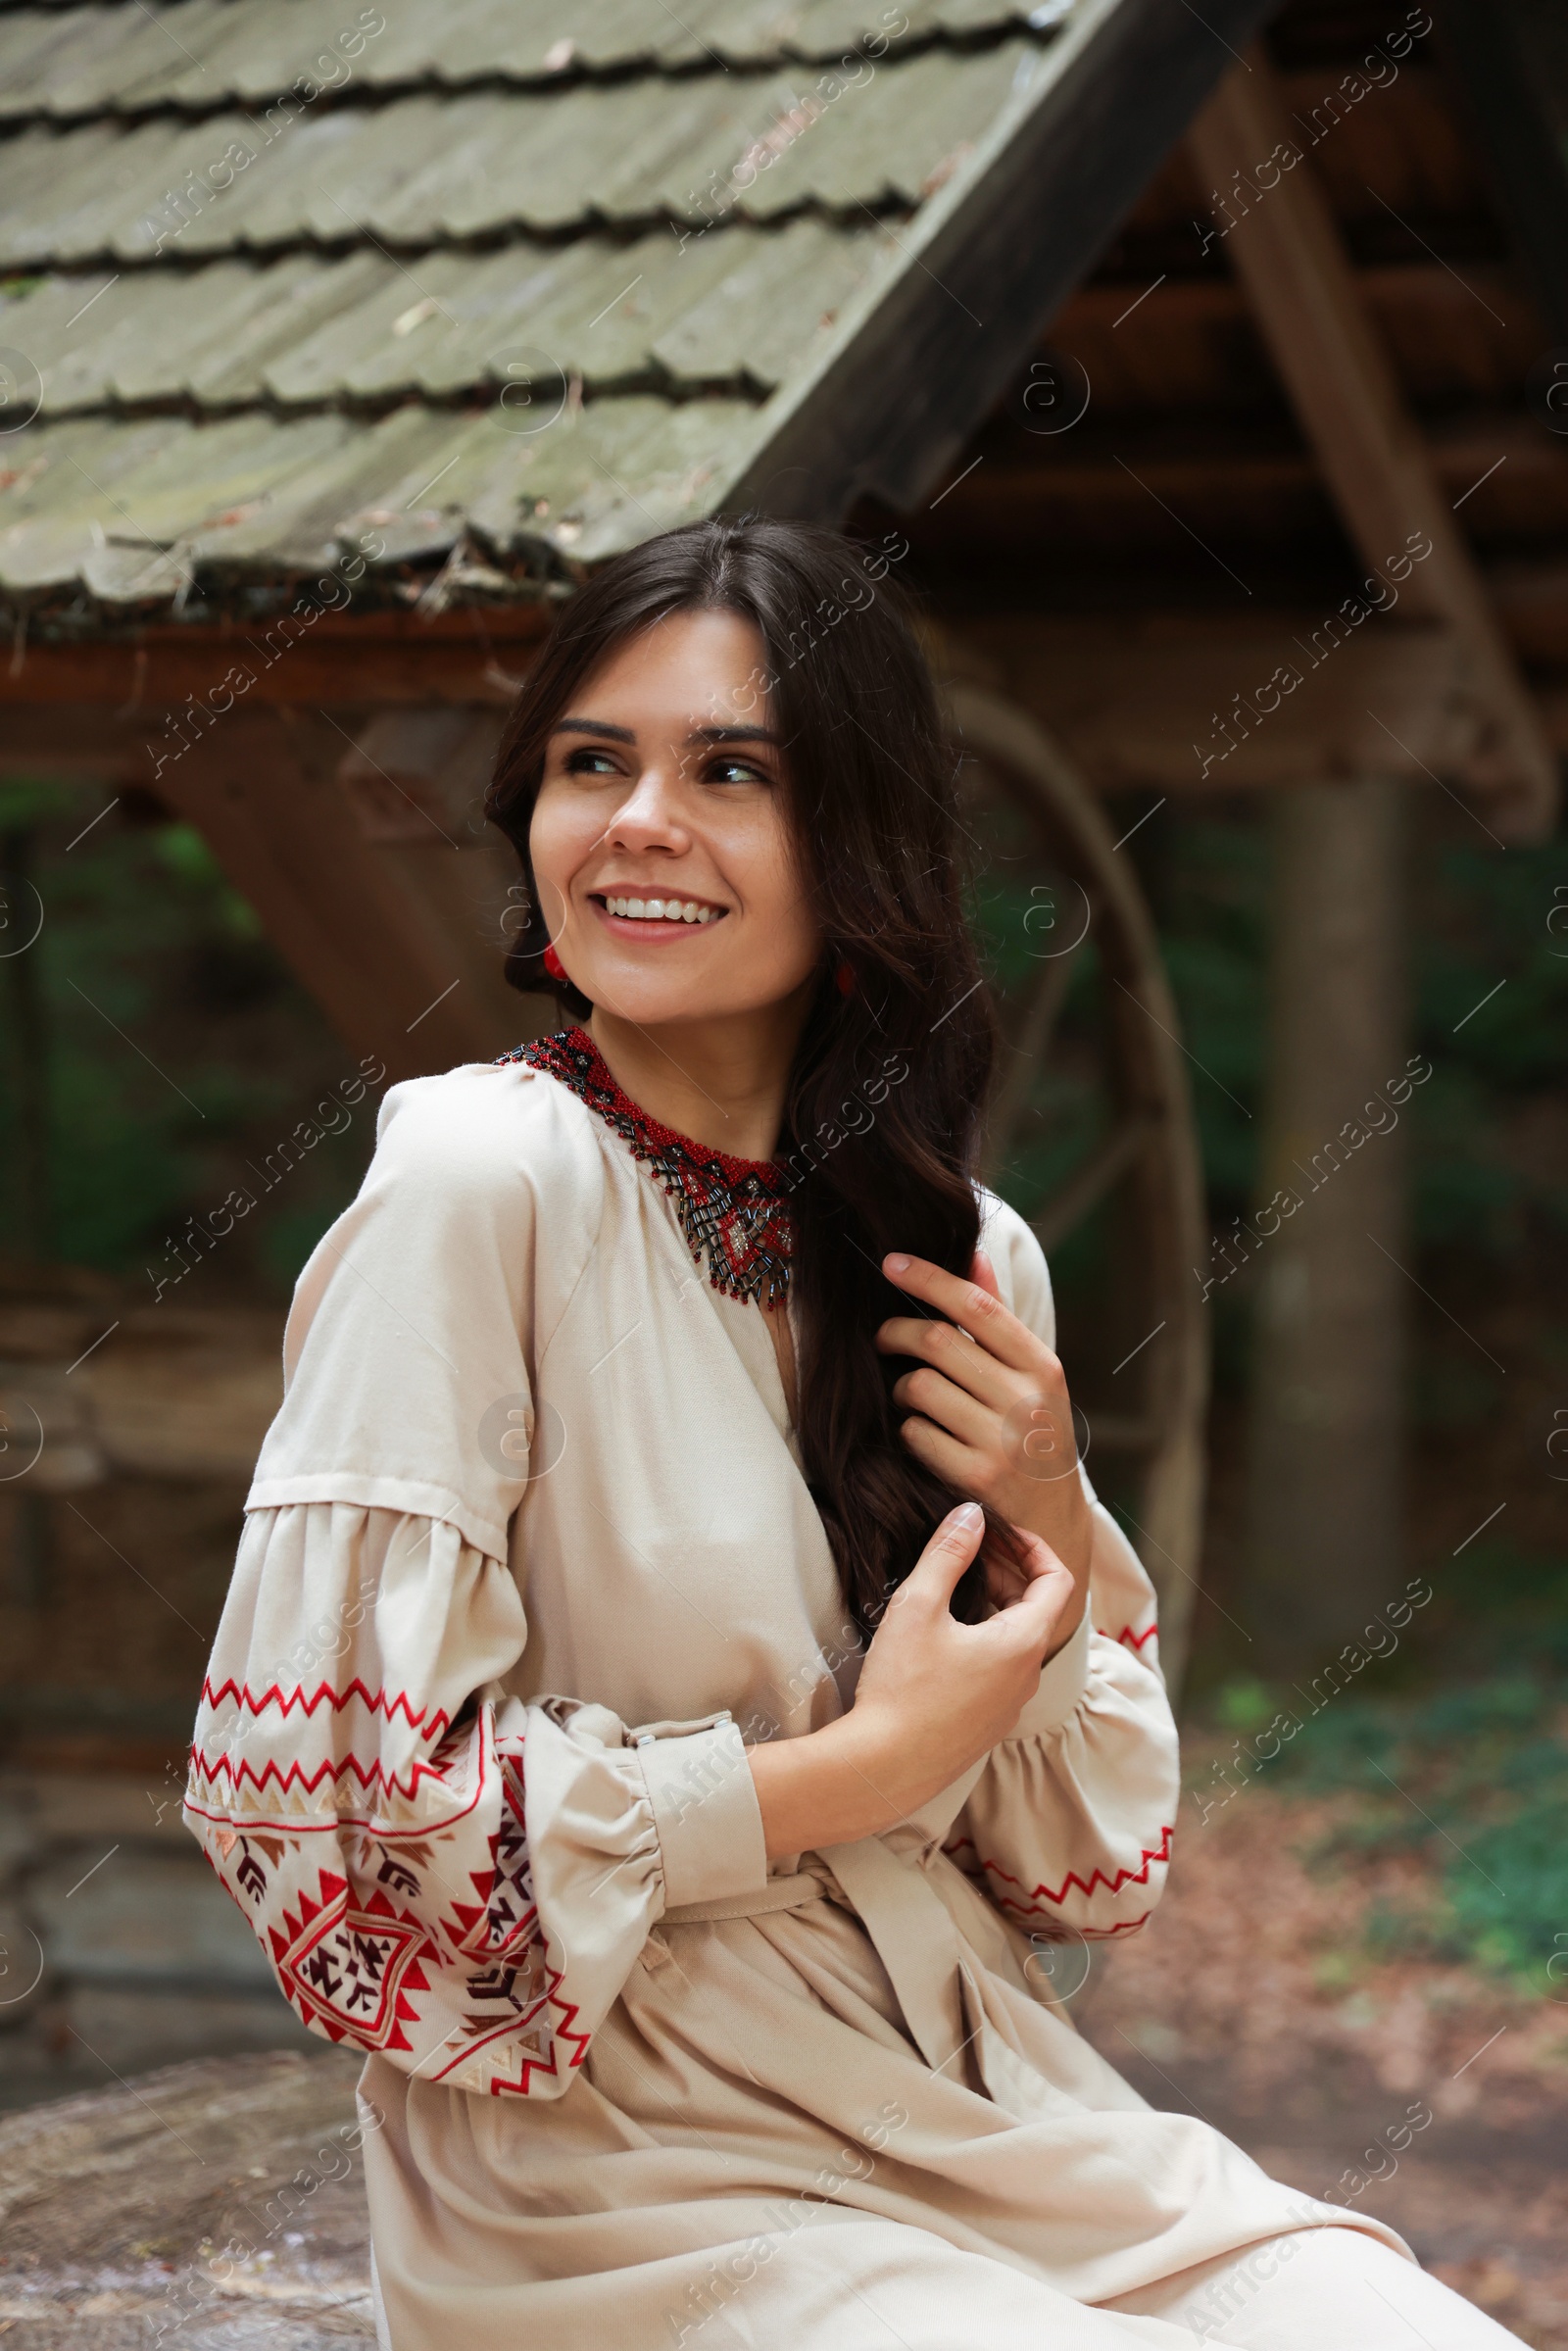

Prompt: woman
[{"left": 187, "top": 518, "right": 1518, "bottom": 2349}]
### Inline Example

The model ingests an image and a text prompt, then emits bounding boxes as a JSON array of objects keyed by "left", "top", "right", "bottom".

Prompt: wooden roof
[{"left": 0, "top": 0, "right": 1276, "bottom": 626}]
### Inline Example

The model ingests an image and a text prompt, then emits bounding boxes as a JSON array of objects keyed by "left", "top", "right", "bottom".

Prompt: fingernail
[
  {"left": 885, "top": 1252, "right": 911, "bottom": 1273},
  {"left": 952, "top": 1502, "right": 983, "bottom": 1531}
]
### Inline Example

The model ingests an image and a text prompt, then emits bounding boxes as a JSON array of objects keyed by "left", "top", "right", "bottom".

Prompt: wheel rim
[{"left": 944, "top": 678, "right": 1211, "bottom": 1698}]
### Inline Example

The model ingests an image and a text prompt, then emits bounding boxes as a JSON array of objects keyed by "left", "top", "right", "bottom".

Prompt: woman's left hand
[{"left": 876, "top": 1249, "right": 1093, "bottom": 1626}]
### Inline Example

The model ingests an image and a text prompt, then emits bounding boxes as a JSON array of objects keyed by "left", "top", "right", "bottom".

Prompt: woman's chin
[{"left": 575, "top": 971, "right": 737, "bottom": 1028}]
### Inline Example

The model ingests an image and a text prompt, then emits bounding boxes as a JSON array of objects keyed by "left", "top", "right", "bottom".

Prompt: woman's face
[{"left": 528, "top": 609, "right": 822, "bottom": 1029}]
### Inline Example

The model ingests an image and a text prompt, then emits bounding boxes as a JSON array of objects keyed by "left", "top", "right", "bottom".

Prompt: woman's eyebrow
[
  {"left": 552, "top": 716, "right": 636, "bottom": 743},
  {"left": 689, "top": 724, "right": 781, "bottom": 747}
]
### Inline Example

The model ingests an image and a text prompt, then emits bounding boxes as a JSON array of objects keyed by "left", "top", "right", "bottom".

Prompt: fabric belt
[
  {"left": 661, "top": 1869, "right": 829, "bottom": 1926},
  {"left": 659, "top": 1842, "right": 981, "bottom": 2086},
  {"left": 659, "top": 1839, "right": 1050, "bottom": 2118},
  {"left": 820, "top": 1837, "right": 978, "bottom": 2080}
]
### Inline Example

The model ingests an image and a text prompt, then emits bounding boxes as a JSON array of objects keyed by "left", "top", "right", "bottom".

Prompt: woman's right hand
[
  {"left": 746, "top": 1502, "right": 1074, "bottom": 1860},
  {"left": 849, "top": 1501, "right": 1074, "bottom": 1821}
]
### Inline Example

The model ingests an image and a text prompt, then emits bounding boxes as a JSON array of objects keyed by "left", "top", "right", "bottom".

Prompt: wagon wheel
[{"left": 940, "top": 679, "right": 1210, "bottom": 1699}]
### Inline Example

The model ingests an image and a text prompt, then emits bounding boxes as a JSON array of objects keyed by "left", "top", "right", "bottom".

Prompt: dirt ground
[{"left": 1076, "top": 1764, "right": 1568, "bottom": 2349}]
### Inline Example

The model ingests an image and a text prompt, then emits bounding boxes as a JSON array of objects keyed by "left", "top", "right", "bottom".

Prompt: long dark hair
[{"left": 485, "top": 515, "right": 1004, "bottom": 1634}]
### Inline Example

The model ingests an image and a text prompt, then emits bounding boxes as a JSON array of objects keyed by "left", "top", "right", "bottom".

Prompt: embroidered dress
[{"left": 186, "top": 1044, "right": 1520, "bottom": 2351}]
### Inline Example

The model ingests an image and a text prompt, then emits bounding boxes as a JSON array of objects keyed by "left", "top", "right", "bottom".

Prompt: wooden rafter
[
  {"left": 1187, "top": 53, "right": 1559, "bottom": 841},
  {"left": 4, "top": 702, "right": 538, "bottom": 1080}
]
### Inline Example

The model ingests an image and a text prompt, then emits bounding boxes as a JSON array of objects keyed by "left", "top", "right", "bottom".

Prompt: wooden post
[{"left": 1247, "top": 776, "right": 1409, "bottom": 1659}]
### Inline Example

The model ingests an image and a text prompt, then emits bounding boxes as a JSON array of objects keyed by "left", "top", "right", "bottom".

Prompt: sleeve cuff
[
  {"left": 1006, "top": 1609, "right": 1092, "bottom": 1740},
  {"left": 636, "top": 1718, "right": 768, "bottom": 1910}
]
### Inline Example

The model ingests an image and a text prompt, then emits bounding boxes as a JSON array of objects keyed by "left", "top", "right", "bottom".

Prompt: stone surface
[
  {"left": 0, "top": 1773, "right": 315, "bottom": 2115},
  {"left": 0, "top": 2048, "right": 374, "bottom": 2348}
]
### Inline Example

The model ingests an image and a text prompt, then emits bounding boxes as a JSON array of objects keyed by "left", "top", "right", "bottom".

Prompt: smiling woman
[
  {"left": 184, "top": 516, "right": 1523, "bottom": 2351},
  {"left": 486, "top": 520, "right": 1016, "bottom": 1636}
]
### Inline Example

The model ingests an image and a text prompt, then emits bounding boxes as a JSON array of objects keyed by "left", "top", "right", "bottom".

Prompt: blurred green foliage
[
  {"left": 1143, "top": 813, "right": 1568, "bottom": 1272},
  {"left": 0, "top": 781, "right": 376, "bottom": 1293},
  {"left": 1210, "top": 1672, "right": 1568, "bottom": 1996}
]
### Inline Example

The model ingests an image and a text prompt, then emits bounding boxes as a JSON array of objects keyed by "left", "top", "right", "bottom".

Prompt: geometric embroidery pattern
[
  {"left": 500, "top": 1026, "right": 795, "bottom": 1305},
  {"left": 270, "top": 1871, "right": 437, "bottom": 2051},
  {"left": 189, "top": 1684, "right": 610, "bottom": 2098}
]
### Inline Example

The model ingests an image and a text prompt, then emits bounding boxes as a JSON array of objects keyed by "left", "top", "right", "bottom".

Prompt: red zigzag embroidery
[
  {"left": 949, "top": 1822, "right": 1174, "bottom": 1912},
  {"left": 187, "top": 1747, "right": 450, "bottom": 1803},
  {"left": 200, "top": 1678, "right": 450, "bottom": 1738},
  {"left": 1097, "top": 1622, "right": 1159, "bottom": 1654}
]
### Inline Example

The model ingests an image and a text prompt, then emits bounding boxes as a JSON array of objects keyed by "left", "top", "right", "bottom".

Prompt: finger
[
  {"left": 882, "top": 1252, "right": 1047, "bottom": 1377},
  {"left": 902, "top": 1501, "right": 985, "bottom": 1607},
  {"left": 985, "top": 1550, "right": 1035, "bottom": 1610},
  {"left": 984, "top": 1520, "right": 1056, "bottom": 1607},
  {"left": 970, "top": 1247, "right": 1001, "bottom": 1298},
  {"left": 875, "top": 1314, "right": 1016, "bottom": 1411},
  {"left": 898, "top": 1412, "right": 988, "bottom": 1498},
  {"left": 996, "top": 1551, "right": 1074, "bottom": 1654},
  {"left": 891, "top": 1365, "right": 997, "bottom": 1451},
  {"left": 1004, "top": 1526, "right": 1062, "bottom": 1585}
]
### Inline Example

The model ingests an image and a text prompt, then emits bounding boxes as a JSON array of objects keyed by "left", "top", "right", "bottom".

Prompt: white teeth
[
  {"left": 603, "top": 894, "right": 719, "bottom": 923},
  {"left": 606, "top": 893, "right": 719, "bottom": 921}
]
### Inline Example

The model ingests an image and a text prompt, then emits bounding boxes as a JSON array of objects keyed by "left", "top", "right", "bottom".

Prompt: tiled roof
[{"left": 0, "top": 0, "right": 1264, "bottom": 628}]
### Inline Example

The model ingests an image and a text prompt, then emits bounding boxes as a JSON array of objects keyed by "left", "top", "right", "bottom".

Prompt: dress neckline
[{"left": 499, "top": 1026, "right": 795, "bottom": 1306}]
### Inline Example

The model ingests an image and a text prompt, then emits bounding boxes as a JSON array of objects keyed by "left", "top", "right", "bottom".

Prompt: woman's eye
[
  {"left": 706, "top": 756, "right": 768, "bottom": 786},
  {"left": 564, "top": 747, "right": 623, "bottom": 777}
]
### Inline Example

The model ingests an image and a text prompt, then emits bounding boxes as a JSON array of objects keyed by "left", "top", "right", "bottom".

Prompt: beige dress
[{"left": 185, "top": 1056, "right": 1429, "bottom": 2350}]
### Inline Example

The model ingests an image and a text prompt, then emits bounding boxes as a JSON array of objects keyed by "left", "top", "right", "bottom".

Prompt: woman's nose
[{"left": 607, "top": 765, "right": 687, "bottom": 846}]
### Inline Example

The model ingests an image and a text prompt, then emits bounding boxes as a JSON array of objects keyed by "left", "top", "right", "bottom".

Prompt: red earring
[
  {"left": 834, "top": 956, "right": 856, "bottom": 996},
  {"left": 543, "top": 943, "right": 566, "bottom": 982}
]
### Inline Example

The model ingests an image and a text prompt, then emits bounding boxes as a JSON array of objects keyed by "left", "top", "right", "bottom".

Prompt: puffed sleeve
[
  {"left": 943, "top": 1196, "right": 1182, "bottom": 1941},
  {"left": 184, "top": 1064, "right": 767, "bottom": 2097}
]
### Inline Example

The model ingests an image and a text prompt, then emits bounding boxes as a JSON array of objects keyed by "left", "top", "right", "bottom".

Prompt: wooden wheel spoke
[
  {"left": 982, "top": 946, "right": 1082, "bottom": 1177},
  {"left": 1081, "top": 1413, "right": 1158, "bottom": 1453},
  {"left": 1030, "top": 1111, "right": 1158, "bottom": 1255}
]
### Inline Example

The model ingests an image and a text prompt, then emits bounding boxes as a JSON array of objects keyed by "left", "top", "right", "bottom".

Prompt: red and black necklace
[{"left": 499, "top": 1027, "right": 795, "bottom": 1307}]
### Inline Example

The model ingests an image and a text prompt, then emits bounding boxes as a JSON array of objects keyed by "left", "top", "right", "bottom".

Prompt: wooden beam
[
  {"left": 0, "top": 608, "right": 546, "bottom": 710},
  {"left": 922, "top": 416, "right": 1566, "bottom": 524},
  {"left": 1187, "top": 56, "right": 1559, "bottom": 840},
  {"left": 1058, "top": 255, "right": 1526, "bottom": 349},
  {"left": 0, "top": 704, "right": 538, "bottom": 1079},
  {"left": 1437, "top": 0, "right": 1568, "bottom": 346},
  {"left": 16, "top": 617, "right": 1554, "bottom": 817},
  {"left": 332, "top": 708, "right": 529, "bottom": 1051},
  {"left": 941, "top": 613, "right": 1479, "bottom": 792},
  {"left": 159, "top": 710, "right": 529, "bottom": 1079}
]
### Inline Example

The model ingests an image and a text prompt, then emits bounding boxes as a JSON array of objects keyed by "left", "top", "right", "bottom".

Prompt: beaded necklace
[{"left": 499, "top": 1027, "right": 795, "bottom": 1306}]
